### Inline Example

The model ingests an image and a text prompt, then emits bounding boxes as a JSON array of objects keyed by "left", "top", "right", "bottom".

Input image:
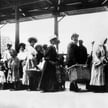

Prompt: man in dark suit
[
  {"left": 78, "top": 40, "right": 88, "bottom": 64},
  {"left": 66, "top": 33, "right": 80, "bottom": 91}
]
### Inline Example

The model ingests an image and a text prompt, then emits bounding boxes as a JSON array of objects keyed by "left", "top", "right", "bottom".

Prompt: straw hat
[
  {"left": 50, "top": 35, "right": 60, "bottom": 44},
  {"left": 7, "top": 42, "right": 12, "bottom": 47},
  {"left": 28, "top": 37, "right": 37, "bottom": 43}
]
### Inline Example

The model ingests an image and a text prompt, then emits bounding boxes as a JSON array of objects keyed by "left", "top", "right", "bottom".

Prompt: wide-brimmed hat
[
  {"left": 71, "top": 33, "right": 79, "bottom": 40},
  {"left": 7, "top": 42, "right": 12, "bottom": 46},
  {"left": 28, "top": 37, "right": 37, "bottom": 43},
  {"left": 18, "top": 43, "right": 26, "bottom": 51},
  {"left": 50, "top": 35, "right": 60, "bottom": 44}
]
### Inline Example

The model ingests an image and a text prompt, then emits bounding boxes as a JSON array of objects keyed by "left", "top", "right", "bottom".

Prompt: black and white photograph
[{"left": 1, "top": 0, "right": 108, "bottom": 108}]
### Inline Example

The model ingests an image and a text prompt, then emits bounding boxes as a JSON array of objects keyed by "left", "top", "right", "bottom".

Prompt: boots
[{"left": 70, "top": 81, "right": 80, "bottom": 92}]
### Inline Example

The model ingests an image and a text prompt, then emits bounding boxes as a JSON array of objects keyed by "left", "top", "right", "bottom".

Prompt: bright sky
[{"left": 1, "top": 11, "right": 108, "bottom": 54}]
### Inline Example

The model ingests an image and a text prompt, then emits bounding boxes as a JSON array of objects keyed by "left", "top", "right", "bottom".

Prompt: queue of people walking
[
  {"left": 0, "top": 34, "right": 108, "bottom": 93},
  {"left": 0, "top": 36, "right": 65, "bottom": 91}
]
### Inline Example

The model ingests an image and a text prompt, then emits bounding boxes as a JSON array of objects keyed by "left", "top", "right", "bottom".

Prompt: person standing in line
[
  {"left": 0, "top": 61, "right": 6, "bottom": 89},
  {"left": 2, "top": 43, "right": 12, "bottom": 81},
  {"left": 39, "top": 36, "right": 59, "bottom": 92},
  {"left": 42, "top": 44, "right": 48, "bottom": 57},
  {"left": 78, "top": 40, "right": 88, "bottom": 64},
  {"left": 35, "top": 44, "right": 44, "bottom": 65},
  {"left": 66, "top": 33, "right": 80, "bottom": 91},
  {"left": 86, "top": 41, "right": 95, "bottom": 70},
  {"left": 90, "top": 38, "right": 107, "bottom": 92},
  {"left": 7, "top": 49, "right": 20, "bottom": 90},
  {"left": 17, "top": 43, "right": 27, "bottom": 88},
  {"left": 24, "top": 37, "right": 37, "bottom": 90},
  {"left": 101, "top": 38, "right": 108, "bottom": 92}
]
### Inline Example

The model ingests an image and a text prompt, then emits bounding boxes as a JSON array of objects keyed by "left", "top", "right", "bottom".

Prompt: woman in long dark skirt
[{"left": 39, "top": 36, "right": 59, "bottom": 92}]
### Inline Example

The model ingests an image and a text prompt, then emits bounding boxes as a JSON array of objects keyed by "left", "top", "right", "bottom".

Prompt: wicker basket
[
  {"left": 26, "top": 69, "right": 41, "bottom": 90},
  {"left": 66, "top": 64, "right": 90, "bottom": 83}
]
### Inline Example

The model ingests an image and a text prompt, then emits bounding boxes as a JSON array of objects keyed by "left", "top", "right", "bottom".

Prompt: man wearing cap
[{"left": 66, "top": 33, "right": 80, "bottom": 91}]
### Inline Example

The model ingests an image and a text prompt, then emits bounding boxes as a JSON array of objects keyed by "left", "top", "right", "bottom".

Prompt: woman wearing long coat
[
  {"left": 39, "top": 36, "right": 59, "bottom": 92},
  {"left": 90, "top": 39, "right": 107, "bottom": 91}
]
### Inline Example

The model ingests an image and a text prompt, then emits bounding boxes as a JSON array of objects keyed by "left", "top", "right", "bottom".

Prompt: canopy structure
[
  {"left": 0, "top": 0, "right": 108, "bottom": 56},
  {"left": 0, "top": 0, "right": 108, "bottom": 24}
]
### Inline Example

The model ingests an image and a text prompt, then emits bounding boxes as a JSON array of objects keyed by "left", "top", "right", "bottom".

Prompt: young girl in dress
[{"left": 7, "top": 49, "right": 20, "bottom": 90}]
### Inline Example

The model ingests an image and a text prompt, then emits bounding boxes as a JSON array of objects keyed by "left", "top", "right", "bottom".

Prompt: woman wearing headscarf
[
  {"left": 39, "top": 36, "right": 59, "bottom": 92},
  {"left": 90, "top": 38, "right": 107, "bottom": 92}
]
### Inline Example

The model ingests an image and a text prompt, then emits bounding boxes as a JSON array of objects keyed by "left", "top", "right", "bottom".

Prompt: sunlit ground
[{"left": 0, "top": 82, "right": 108, "bottom": 108}]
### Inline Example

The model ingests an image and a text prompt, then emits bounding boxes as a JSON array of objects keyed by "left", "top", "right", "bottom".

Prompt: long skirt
[
  {"left": 39, "top": 61, "right": 58, "bottom": 91},
  {"left": 19, "top": 60, "right": 23, "bottom": 78},
  {"left": 90, "top": 64, "right": 105, "bottom": 86}
]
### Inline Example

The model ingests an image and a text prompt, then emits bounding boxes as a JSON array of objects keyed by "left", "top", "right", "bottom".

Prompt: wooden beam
[
  {"left": 0, "top": 0, "right": 50, "bottom": 10},
  {"left": 15, "top": 2, "right": 20, "bottom": 52},
  {"left": 45, "top": 0, "right": 53, "bottom": 5}
]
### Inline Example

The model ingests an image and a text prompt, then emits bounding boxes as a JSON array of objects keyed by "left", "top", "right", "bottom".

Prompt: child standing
[{"left": 7, "top": 49, "right": 20, "bottom": 90}]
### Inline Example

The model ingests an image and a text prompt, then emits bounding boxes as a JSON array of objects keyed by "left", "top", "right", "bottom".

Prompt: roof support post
[
  {"left": 0, "top": 29, "right": 1, "bottom": 59},
  {"left": 15, "top": 1, "right": 20, "bottom": 52},
  {"left": 0, "top": 23, "right": 7, "bottom": 59},
  {"left": 54, "top": 14, "right": 59, "bottom": 52}
]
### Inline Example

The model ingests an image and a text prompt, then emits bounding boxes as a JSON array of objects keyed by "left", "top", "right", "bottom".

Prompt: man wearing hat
[{"left": 66, "top": 33, "right": 80, "bottom": 91}]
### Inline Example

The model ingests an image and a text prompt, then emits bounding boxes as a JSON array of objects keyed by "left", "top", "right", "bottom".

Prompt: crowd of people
[
  {"left": 66, "top": 33, "right": 108, "bottom": 92},
  {"left": 0, "top": 34, "right": 108, "bottom": 93},
  {"left": 0, "top": 36, "right": 65, "bottom": 92}
]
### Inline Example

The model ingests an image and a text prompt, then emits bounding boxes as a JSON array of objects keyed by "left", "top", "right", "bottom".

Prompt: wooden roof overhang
[{"left": 0, "top": 0, "right": 108, "bottom": 24}]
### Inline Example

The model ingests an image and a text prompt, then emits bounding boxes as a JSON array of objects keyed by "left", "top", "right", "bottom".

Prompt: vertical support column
[
  {"left": 0, "top": 30, "right": 1, "bottom": 59},
  {"left": 54, "top": 15, "right": 59, "bottom": 52},
  {"left": 15, "top": 2, "right": 20, "bottom": 52}
]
